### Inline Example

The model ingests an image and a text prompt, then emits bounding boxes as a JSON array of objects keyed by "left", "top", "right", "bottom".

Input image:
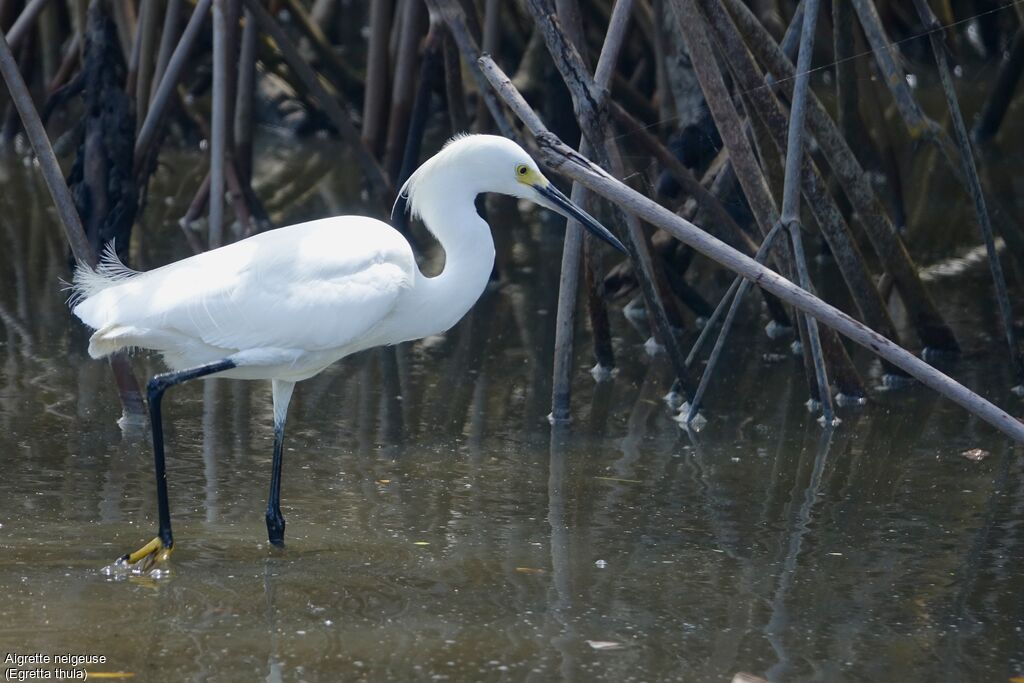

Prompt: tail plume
[{"left": 64, "top": 241, "right": 141, "bottom": 308}]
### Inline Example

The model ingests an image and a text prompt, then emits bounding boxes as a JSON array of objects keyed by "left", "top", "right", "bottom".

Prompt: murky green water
[{"left": 0, "top": 138, "right": 1022, "bottom": 682}]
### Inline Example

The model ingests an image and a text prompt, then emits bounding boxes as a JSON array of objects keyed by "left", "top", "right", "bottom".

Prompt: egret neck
[{"left": 398, "top": 171, "right": 496, "bottom": 341}]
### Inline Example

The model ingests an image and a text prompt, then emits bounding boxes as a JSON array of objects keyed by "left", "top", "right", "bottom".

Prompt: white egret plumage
[{"left": 70, "top": 134, "right": 625, "bottom": 569}]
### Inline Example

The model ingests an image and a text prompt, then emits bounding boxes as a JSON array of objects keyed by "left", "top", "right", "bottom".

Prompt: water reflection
[{"left": 0, "top": 140, "right": 1022, "bottom": 681}]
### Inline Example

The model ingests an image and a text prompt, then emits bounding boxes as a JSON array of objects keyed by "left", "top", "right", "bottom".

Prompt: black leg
[
  {"left": 265, "top": 379, "right": 295, "bottom": 548},
  {"left": 266, "top": 421, "right": 286, "bottom": 546},
  {"left": 145, "top": 358, "right": 236, "bottom": 550}
]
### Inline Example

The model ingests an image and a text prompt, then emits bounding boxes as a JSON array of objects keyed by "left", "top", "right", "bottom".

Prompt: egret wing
[{"left": 79, "top": 218, "right": 416, "bottom": 354}]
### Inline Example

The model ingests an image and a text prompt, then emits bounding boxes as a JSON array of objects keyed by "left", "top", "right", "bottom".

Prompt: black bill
[
  {"left": 390, "top": 188, "right": 410, "bottom": 233},
  {"left": 536, "top": 183, "right": 627, "bottom": 253}
]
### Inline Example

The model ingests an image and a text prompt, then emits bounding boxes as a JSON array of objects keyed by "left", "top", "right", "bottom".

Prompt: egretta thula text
[{"left": 70, "top": 134, "right": 625, "bottom": 569}]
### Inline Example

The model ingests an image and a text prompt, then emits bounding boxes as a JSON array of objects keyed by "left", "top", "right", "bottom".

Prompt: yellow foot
[{"left": 117, "top": 536, "right": 173, "bottom": 574}]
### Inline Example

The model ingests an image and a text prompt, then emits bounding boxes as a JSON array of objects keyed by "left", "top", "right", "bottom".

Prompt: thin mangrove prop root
[
  {"left": 722, "top": 0, "right": 959, "bottom": 353},
  {"left": 608, "top": 100, "right": 747, "bottom": 250},
  {"left": 180, "top": 96, "right": 256, "bottom": 240},
  {"left": 441, "top": 27, "right": 470, "bottom": 134},
  {"left": 475, "top": 0, "right": 501, "bottom": 132},
  {"left": 831, "top": 0, "right": 859, "bottom": 147},
  {"left": 209, "top": 0, "right": 227, "bottom": 249},
  {"left": 773, "top": 0, "right": 835, "bottom": 422},
  {"left": 234, "top": 7, "right": 257, "bottom": 185},
  {"left": 280, "top": 0, "right": 361, "bottom": 94},
  {"left": 848, "top": 0, "right": 1021, "bottom": 261},
  {"left": 126, "top": 0, "right": 142, "bottom": 92},
  {"left": 610, "top": 99, "right": 795, "bottom": 334},
  {"left": 668, "top": 1, "right": 775, "bottom": 248},
  {"left": 848, "top": 0, "right": 950, "bottom": 148},
  {"left": 576, "top": 0, "right": 626, "bottom": 377},
  {"left": 134, "top": 0, "right": 158, "bottom": 124},
  {"left": 241, "top": 0, "right": 393, "bottom": 203},
  {"left": 362, "top": 0, "right": 392, "bottom": 153},
  {"left": 526, "top": 0, "right": 693, "bottom": 399},
  {"left": 766, "top": 3, "right": 866, "bottom": 400},
  {"left": 111, "top": 0, "right": 136, "bottom": 62},
  {"left": 550, "top": 0, "right": 632, "bottom": 422},
  {"left": 671, "top": 0, "right": 856, "bottom": 402},
  {"left": 135, "top": 0, "right": 212, "bottom": 174},
  {"left": 972, "top": 29, "right": 1024, "bottom": 146},
  {"left": 427, "top": 0, "right": 519, "bottom": 141},
  {"left": 913, "top": 0, "right": 1024, "bottom": 388},
  {"left": 182, "top": 169, "right": 211, "bottom": 237},
  {"left": 478, "top": 54, "right": 1024, "bottom": 444},
  {"left": 685, "top": 222, "right": 783, "bottom": 422},
  {"left": 700, "top": 0, "right": 901, "bottom": 358},
  {"left": 150, "top": 0, "right": 183, "bottom": 105},
  {"left": 0, "top": 40, "right": 90, "bottom": 263},
  {"left": 47, "top": 34, "right": 81, "bottom": 95},
  {"left": 583, "top": 231, "right": 615, "bottom": 372},
  {"left": 223, "top": 0, "right": 241, "bottom": 152},
  {"left": 225, "top": 157, "right": 255, "bottom": 238},
  {"left": 398, "top": 17, "right": 444, "bottom": 188},
  {"left": 0, "top": 25, "right": 143, "bottom": 417},
  {"left": 6, "top": 0, "right": 52, "bottom": 55},
  {"left": 385, "top": 0, "right": 426, "bottom": 180}
]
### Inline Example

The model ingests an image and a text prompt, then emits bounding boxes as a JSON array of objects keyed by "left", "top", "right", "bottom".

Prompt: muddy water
[{"left": 0, "top": 138, "right": 1022, "bottom": 682}]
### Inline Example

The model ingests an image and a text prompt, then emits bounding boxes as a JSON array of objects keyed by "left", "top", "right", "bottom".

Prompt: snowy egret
[{"left": 70, "top": 134, "right": 625, "bottom": 569}]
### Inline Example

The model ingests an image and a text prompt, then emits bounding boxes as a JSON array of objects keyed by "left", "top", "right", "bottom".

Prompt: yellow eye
[{"left": 516, "top": 164, "right": 529, "bottom": 177}]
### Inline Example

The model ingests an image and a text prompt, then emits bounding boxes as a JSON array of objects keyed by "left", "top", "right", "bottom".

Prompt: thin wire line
[{"left": 606, "top": 0, "right": 1024, "bottom": 143}]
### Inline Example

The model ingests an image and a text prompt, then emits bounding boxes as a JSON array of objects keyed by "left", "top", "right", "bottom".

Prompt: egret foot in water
[
  {"left": 70, "top": 135, "right": 625, "bottom": 559},
  {"left": 110, "top": 359, "right": 238, "bottom": 572},
  {"left": 118, "top": 535, "right": 173, "bottom": 574},
  {"left": 266, "top": 513, "right": 286, "bottom": 548}
]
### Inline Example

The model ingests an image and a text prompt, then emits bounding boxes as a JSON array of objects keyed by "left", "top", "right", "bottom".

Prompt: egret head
[{"left": 393, "top": 134, "right": 627, "bottom": 253}]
